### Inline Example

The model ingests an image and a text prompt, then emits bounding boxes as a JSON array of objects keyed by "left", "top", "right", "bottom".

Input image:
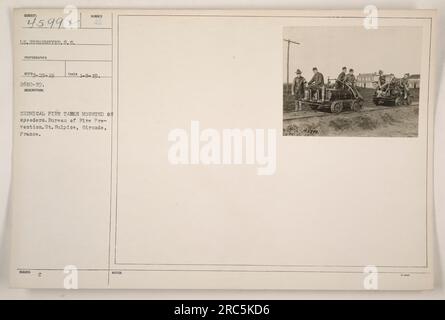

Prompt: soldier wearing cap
[{"left": 292, "top": 69, "right": 306, "bottom": 111}]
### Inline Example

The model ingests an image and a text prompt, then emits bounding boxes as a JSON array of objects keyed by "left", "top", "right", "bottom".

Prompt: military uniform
[
  {"left": 292, "top": 76, "right": 306, "bottom": 99},
  {"left": 345, "top": 73, "right": 363, "bottom": 99},
  {"left": 292, "top": 75, "right": 306, "bottom": 111},
  {"left": 381, "top": 77, "right": 395, "bottom": 92},
  {"left": 378, "top": 75, "right": 386, "bottom": 87},
  {"left": 307, "top": 71, "right": 324, "bottom": 101},
  {"left": 337, "top": 71, "right": 346, "bottom": 82},
  {"left": 336, "top": 71, "right": 346, "bottom": 89},
  {"left": 344, "top": 73, "right": 356, "bottom": 86},
  {"left": 400, "top": 77, "right": 410, "bottom": 98},
  {"left": 308, "top": 72, "right": 324, "bottom": 87}
]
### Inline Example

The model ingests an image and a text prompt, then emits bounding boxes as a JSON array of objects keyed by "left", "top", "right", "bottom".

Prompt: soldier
[
  {"left": 344, "top": 68, "right": 356, "bottom": 86},
  {"left": 292, "top": 69, "right": 306, "bottom": 111},
  {"left": 401, "top": 73, "right": 410, "bottom": 99},
  {"left": 378, "top": 70, "right": 386, "bottom": 88},
  {"left": 380, "top": 74, "right": 395, "bottom": 93},
  {"left": 345, "top": 69, "right": 363, "bottom": 99},
  {"left": 336, "top": 66, "right": 347, "bottom": 88},
  {"left": 307, "top": 67, "right": 324, "bottom": 100},
  {"left": 307, "top": 67, "right": 324, "bottom": 87}
]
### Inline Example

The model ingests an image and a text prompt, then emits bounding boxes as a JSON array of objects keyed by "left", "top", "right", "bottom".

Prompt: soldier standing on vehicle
[
  {"left": 401, "top": 73, "right": 410, "bottom": 99},
  {"left": 336, "top": 67, "right": 347, "bottom": 88},
  {"left": 292, "top": 69, "right": 306, "bottom": 111},
  {"left": 345, "top": 68, "right": 363, "bottom": 99}
]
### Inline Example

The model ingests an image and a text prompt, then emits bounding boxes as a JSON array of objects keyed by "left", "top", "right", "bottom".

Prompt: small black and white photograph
[{"left": 283, "top": 26, "right": 423, "bottom": 137}]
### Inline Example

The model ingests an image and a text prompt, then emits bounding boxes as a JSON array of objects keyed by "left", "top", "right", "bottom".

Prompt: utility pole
[{"left": 283, "top": 39, "right": 300, "bottom": 94}]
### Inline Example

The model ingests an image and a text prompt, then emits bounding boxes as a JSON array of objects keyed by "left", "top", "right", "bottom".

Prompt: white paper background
[{"left": 0, "top": 0, "right": 444, "bottom": 299}]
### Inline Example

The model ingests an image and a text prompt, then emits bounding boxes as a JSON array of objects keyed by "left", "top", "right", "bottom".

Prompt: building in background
[
  {"left": 356, "top": 73, "right": 396, "bottom": 88},
  {"left": 408, "top": 74, "right": 421, "bottom": 88},
  {"left": 355, "top": 72, "right": 421, "bottom": 89},
  {"left": 356, "top": 72, "right": 379, "bottom": 88}
]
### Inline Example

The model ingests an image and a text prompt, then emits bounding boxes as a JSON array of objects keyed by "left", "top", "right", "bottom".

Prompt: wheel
[
  {"left": 330, "top": 101, "right": 343, "bottom": 113},
  {"left": 395, "top": 97, "right": 402, "bottom": 106},
  {"left": 351, "top": 100, "right": 363, "bottom": 112}
]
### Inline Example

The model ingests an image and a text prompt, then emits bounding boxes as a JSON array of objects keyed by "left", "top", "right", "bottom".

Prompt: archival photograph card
[{"left": 10, "top": 9, "right": 436, "bottom": 290}]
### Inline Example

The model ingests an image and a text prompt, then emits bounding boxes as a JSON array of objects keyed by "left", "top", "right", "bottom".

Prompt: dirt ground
[{"left": 283, "top": 87, "right": 419, "bottom": 137}]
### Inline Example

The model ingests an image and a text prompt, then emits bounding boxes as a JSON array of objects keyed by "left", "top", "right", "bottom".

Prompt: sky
[{"left": 283, "top": 26, "right": 423, "bottom": 83}]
